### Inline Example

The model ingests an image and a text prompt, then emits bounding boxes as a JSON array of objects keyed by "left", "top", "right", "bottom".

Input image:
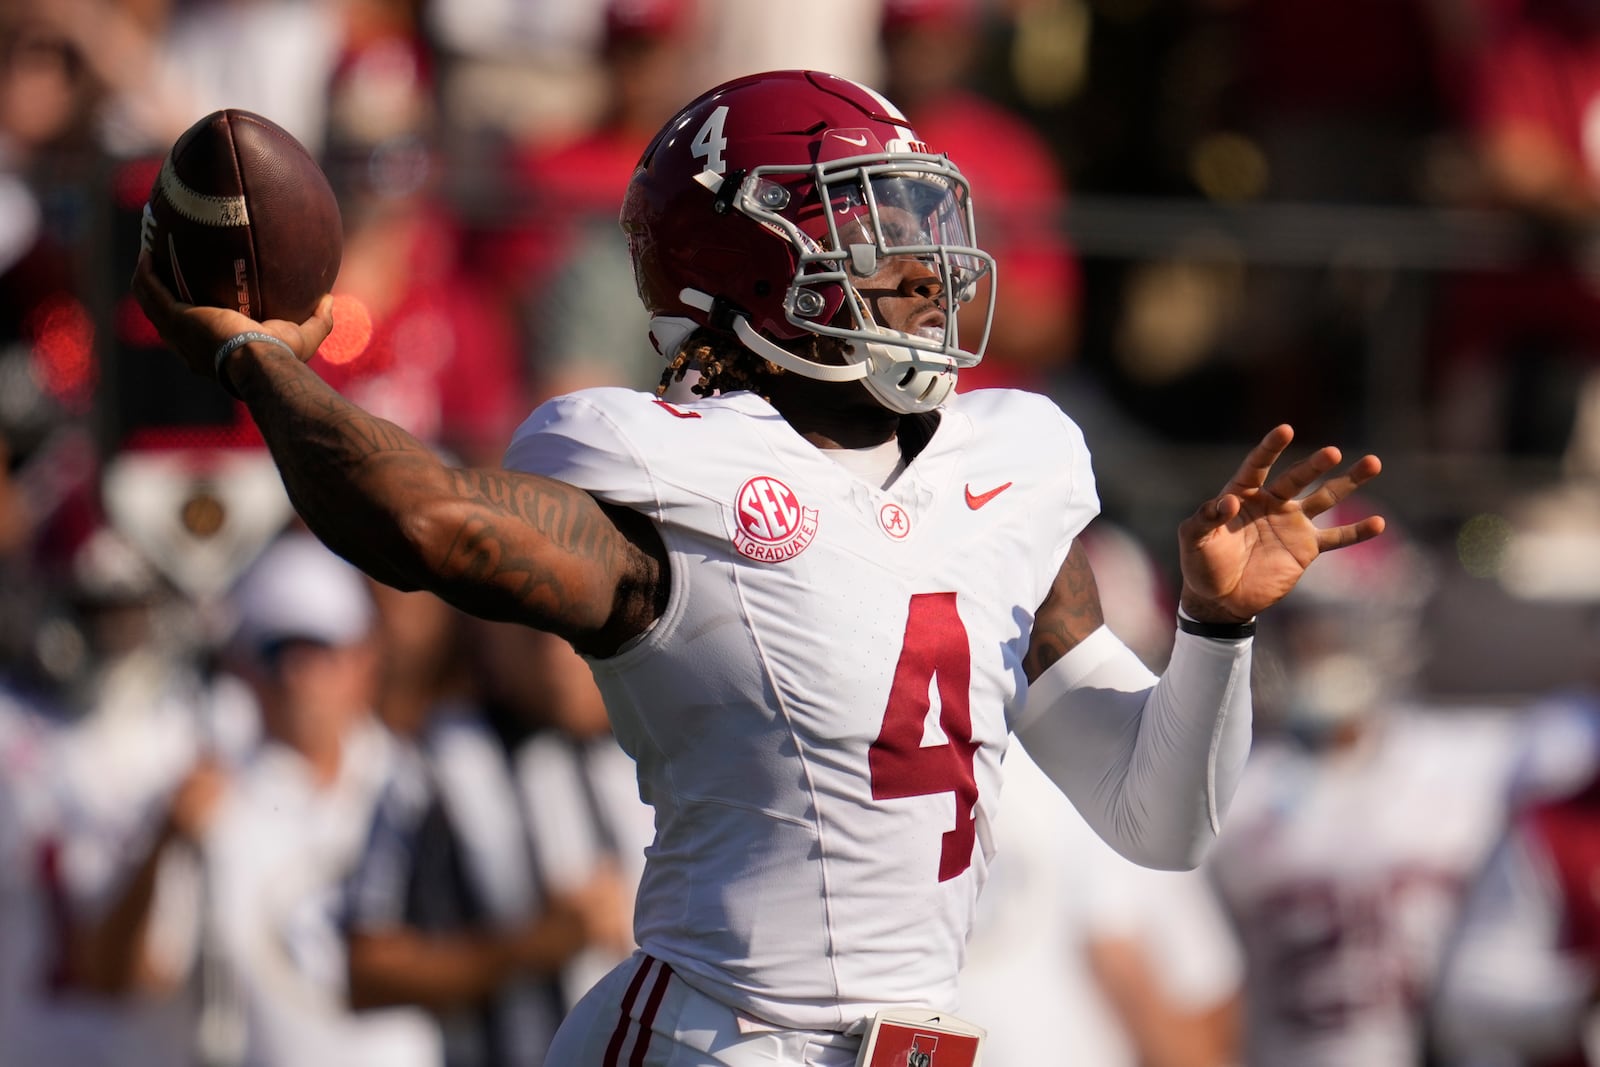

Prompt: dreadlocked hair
[{"left": 655, "top": 326, "right": 847, "bottom": 402}]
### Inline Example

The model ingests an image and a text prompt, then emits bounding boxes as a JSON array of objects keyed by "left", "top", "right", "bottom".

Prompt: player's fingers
[
  {"left": 1183, "top": 492, "right": 1241, "bottom": 542},
  {"left": 1315, "top": 513, "right": 1387, "bottom": 553},
  {"left": 293, "top": 293, "right": 336, "bottom": 352},
  {"left": 1263, "top": 445, "right": 1341, "bottom": 503},
  {"left": 130, "top": 248, "right": 188, "bottom": 321},
  {"left": 129, "top": 248, "right": 160, "bottom": 308},
  {"left": 129, "top": 258, "right": 172, "bottom": 336},
  {"left": 1299, "top": 455, "right": 1383, "bottom": 519},
  {"left": 1222, "top": 424, "right": 1294, "bottom": 494}
]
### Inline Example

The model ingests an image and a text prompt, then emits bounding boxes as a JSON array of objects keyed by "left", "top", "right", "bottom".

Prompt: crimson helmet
[{"left": 620, "top": 69, "right": 995, "bottom": 414}]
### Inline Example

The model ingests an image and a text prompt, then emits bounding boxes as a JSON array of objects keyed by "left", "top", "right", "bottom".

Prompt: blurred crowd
[{"left": 3, "top": 0, "right": 1600, "bottom": 1064}]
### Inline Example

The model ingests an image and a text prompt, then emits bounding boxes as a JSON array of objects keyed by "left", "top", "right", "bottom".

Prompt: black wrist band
[{"left": 1177, "top": 613, "right": 1256, "bottom": 640}]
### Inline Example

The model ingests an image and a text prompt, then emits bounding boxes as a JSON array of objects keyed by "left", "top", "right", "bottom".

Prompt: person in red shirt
[
  {"left": 485, "top": 0, "right": 698, "bottom": 398},
  {"left": 1430, "top": 0, "right": 1600, "bottom": 459},
  {"left": 878, "top": 0, "right": 1081, "bottom": 392},
  {"left": 316, "top": 20, "right": 527, "bottom": 465}
]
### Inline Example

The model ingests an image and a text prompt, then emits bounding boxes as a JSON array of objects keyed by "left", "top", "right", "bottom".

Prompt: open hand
[
  {"left": 130, "top": 248, "right": 333, "bottom": 385},
  {"left": 1178, "top": 425, "right": 1385, "bottom": 624}
]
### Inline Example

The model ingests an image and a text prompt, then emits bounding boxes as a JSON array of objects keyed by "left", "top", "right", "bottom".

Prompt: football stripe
[
  {"left": 155, "top": 155, "right": 250, "bottom": 228},
  {"left": 164, "top": 233, "right": 193, "bottom": 304}
]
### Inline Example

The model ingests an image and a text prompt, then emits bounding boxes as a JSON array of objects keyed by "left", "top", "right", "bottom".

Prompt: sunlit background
[{"left": 3, "top": 1, "right": 1600, "bottom": 1066}]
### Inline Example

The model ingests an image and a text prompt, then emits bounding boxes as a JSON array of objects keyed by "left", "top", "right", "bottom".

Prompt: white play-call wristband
[{"left": 212, "top": 331, "right": 295, "bottom": 398}]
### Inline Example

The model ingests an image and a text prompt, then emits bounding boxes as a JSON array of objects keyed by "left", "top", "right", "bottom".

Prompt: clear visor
[{"left": 816, "top": 172, "right": 987, "bottom": 299}]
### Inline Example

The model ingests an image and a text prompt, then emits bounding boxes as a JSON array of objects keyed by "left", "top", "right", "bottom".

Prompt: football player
[
  {"left": 1206, "top": 513, "right": 1517, "bottom": 1067},
  {"left": 132, "top": 69, "right": 1384, "bottom": 1066}
]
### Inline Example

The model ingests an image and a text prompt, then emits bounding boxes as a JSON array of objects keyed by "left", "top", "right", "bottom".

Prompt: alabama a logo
[
  {"left": 878, "top": 501, "right": 911, "bottom": 540},
  {"left": 733, "top": 475, "right": 819, "bottom": 562}
]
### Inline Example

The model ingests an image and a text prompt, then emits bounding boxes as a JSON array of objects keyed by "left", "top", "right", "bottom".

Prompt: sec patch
[{"left": 733, "top": 475, "right": 818, "bottom": 562}]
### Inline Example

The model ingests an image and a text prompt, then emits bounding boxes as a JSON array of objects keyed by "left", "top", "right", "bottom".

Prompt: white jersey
[
  {"left": 204, "top": 719, "right": 441, "bottom": 1067},
  {"left": 516, "top": 730, "right": 655, "bottom": 1009},
  {"left": 0, "top": 658, "right": 257, "bottom": 1067},
  {"left": 504, "top": 386, "right": 1098, "bottom": 1032},
  {"left": 1207, "top": 708, "right": 1517, "bottom": 1067},
  {"left": 0, "top": 688, "right": 72, "bottom": 1067}
]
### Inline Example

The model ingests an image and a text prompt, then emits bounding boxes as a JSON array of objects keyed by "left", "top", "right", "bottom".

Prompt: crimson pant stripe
[
  {"left": 602, "top": 956, "right": 657, "bottom": 1067},
  {"left": 628, "top": 959, "right": 675, "bottom": 1067}
]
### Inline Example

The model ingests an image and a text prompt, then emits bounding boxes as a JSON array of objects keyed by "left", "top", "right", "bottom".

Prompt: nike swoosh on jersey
[{"left": 964, "top": 481, "right": 1013, "bottom": 509}]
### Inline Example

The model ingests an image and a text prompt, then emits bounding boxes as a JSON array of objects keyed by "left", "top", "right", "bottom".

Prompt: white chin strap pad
[
  {"left": 857, "top": 340, "right": 957, "bottom": 414},
  {"left": 678, "top": 287, "right": 957, "bottom": 412},
  {"left": 862, "top": 364, "right": 954, "bottom": 414},
  {"left": 730, "top": 316, "right": 868, "bottom": 383}
]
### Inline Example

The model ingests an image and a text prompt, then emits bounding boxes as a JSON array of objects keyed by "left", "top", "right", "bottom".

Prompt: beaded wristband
[
  {"left": 1177, "top": 609, "right": 1256, "bottom": 640},
  {"left": 212, "top": 331, "right": 296, "bottom": 399}
]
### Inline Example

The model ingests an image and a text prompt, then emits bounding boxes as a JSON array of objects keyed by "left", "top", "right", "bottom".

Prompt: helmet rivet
[{"left": 793, "top": 289, "right": 825, "bottom": 318}]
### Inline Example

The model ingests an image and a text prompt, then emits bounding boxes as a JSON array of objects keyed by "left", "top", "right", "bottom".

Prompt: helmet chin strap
[
  {"left": 679, "top": 287, "right": 956, "bottom": 412},
  {"left": 679, "top": 288, "right": 866, "bottom": 383},
  {"left": 731, "top": 316, "right": 868, "bottom": 382},
  {"left": 738, "top": 315, "right": 955, "bottom": 413}
]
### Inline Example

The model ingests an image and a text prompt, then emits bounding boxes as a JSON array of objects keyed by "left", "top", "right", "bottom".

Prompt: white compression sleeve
[{"left": 1014, "top": 624, "right": 1253, "bottom": 871}]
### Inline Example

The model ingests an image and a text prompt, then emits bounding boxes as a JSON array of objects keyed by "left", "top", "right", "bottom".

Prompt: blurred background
[{"left": 4, "top": 0, "right": 1600, "bottom": 1065}]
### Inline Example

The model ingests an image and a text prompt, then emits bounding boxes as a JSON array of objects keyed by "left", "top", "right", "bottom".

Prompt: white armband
[{"left": 1014, "top": 624, "right": 1253, "bottom": 870}]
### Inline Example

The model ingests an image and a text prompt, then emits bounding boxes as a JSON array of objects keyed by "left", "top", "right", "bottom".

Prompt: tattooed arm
[
  {"left": 235, "top": 348, "right": 663, "bottom": 654},
  {"left": 1023, "top": 540, "right": 1105, "bottom": 684},
  {"left": 130, "top": 258, "right": 664, "bottom": 656}
]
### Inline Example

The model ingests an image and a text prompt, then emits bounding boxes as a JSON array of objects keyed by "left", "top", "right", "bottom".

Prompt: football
[{"left": 143, "top": 109, "right": 342, "bottom": 324}]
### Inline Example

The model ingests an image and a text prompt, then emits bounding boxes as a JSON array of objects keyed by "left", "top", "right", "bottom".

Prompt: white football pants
[{"left": 548, "top": 952, "right": 861, "bottom": 1066}]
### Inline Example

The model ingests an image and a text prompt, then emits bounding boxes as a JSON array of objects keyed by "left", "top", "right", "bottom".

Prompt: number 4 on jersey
[{"left": 869, "top": 592, "right": 980, "bottom": 882}]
